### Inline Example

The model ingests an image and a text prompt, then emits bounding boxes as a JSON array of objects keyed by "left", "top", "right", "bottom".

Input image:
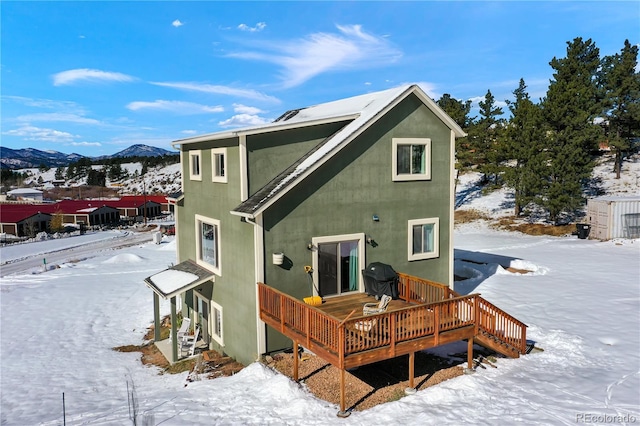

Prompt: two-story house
[{"left": 145, "top": 84, "right": 468, "bottom": 365}]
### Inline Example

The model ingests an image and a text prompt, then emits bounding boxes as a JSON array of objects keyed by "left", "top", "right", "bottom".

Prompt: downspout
[
  {"left": 449, "top": 130, "right": 456, "bottom": 291},
  {"left": 247, "top": 213, "right": 266, "bottom": 358}
]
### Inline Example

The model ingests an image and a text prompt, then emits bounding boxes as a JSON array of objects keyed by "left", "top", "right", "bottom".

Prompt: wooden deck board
[{"left": 314, "top": 293, "right": 412, "bottom": 320}]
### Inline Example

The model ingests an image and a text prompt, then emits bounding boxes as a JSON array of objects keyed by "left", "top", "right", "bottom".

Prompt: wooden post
[
  {"left": 336, "top": 368, "right": 350, "bottom": 417},
  {"left": 293, "top": 341, "right": 299, "bottom": 381},
  {"left": 467, "top": 337, "right": 473, "bottom": 369},
  {"left": 170, "top": 296, "right": 178, "bottom": 363},
  {"left": 153, "top": 292, "right": 161, "bottom": 342},
  {"left": 408, "top": 351, "right": 415, "bottom": 389}
]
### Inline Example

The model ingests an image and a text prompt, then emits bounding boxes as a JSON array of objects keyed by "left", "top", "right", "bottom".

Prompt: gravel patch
[{"left": 265, "top": 351, "right": 464, "bottom": 412}]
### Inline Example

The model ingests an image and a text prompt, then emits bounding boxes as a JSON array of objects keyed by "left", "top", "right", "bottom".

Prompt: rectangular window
[
  {"left": 211, "top": 300, "right": 224, "bottom": 345},
  {"left": 407, "top": 218, "right": 439, "bottom": 260},
  {"left": 211, "top": 148, "right": 227, "bottom": 183},
  {"left": 392, "top": 138, "right": 431, "bottom": 181},
  {"left": 189, "top": 150, "right": 202, "bottom": 181},
  {"left": 195, "top": 214, "right": 221, "bottom": 275}
]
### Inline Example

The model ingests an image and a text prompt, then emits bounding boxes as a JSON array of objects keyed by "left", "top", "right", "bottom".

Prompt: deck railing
[
  {"left": 258, "top": 274, "right": 527, "bottom": 361},
  {"left": 474, "top": 297, "right": 528, "bottom": 353},
  {"left": 397, "top": 272, "right": 457, "bottom": 303}
]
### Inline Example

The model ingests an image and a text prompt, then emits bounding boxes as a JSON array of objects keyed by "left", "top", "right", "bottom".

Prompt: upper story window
[
  {"left": 195, "top": 214, "right": 221, "bottom": 275},
  {"left": 211, "top": 148, "right": 227, "bottom": 183},
  {"left": 189, "top": 150, "right": 202, "bottom": 181},
  {"left": 407, "top": 217, "right": 439, "bottom": 261},
  {"left": 392, "top": 138, "right": 431, "bottom": 181}
]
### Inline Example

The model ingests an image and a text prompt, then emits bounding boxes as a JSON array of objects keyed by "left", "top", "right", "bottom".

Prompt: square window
[
  {"left": 195, "top": 214, "right": 221, "bottom": 274},
  {"left": 211, "top": 148, "right": 227, "bottom": 183},
  {"left": 189, "top": 150, "right": 202, "bottom": 181},
  {"left": 407, "top": 218, "right": 439, "bottom": 260},
  {"left": 392, "top": 138, "right": 431, "bottom": 181}
]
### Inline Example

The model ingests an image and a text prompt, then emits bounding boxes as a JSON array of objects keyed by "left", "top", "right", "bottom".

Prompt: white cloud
[
  {"left": 415, "top": 81, "right": 439, "bottom": 99},
  {"left": 16, "top": 113, "right": 100, "bottom": 125},
  {"left": 150, "top": 81, "right": 280, "bottom": 103},
  {"left": 468, "top": 96, "right": 508, "bottom": 111},
  {"left": 233, "top": 103, "right": 264, "bottom": 114},
  {"left": 2, "top": 125, "right": 77, "bottom": 142},
  {"left": 238, "top": 22, "right": 266, "bottom": 32},
  {"left": 52, "top": 68, "right": 135, "bottom": 86},
  {"left": 227, "top": 24, "right": 402, "bottom": 88},
  {"left": 68, "top": 141, "right": 101, "bottom": 147},
  {"left": 218, "top": 114, "right": 270, "bottom": 128},
  {"left": 181, "top": 130, "right": 198, "bottom": 135},
  {"left": 126, "top": 100, "right": 224, "bottom": 114},
  {"left": 172, "top": 19, "right": 184, "bottom": 28},
  {"left": 4, "top": 96, "right": 86, "bottom": 114}
]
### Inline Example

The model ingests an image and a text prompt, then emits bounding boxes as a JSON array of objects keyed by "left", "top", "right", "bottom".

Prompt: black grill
[{"left": 362, "top": 262, "right": 399, "bottom": 300}]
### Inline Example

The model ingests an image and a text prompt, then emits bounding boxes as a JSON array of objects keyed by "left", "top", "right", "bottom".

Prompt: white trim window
[
  {"left": 408, "top": 218, "right": 439, "bottom": 260},
  {"left": 311, "top": 233, "right": 365, "bottom": 297},
  {"left": 392, "top": 138, "right": 431, "bottom": 181},
  {"left": 189, "top": 150, "right": 202, "bottom": 181},
  {"left": 211, "top": 300, "right": 224, "bottom": 346},
  {"left": 211, "top": 148, "right": 227, "bottom": 183},
  {"left": 195, "top": 214, "right": 221, "bottom": 275}
]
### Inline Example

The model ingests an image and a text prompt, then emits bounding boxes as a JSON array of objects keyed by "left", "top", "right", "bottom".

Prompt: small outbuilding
[
  {"left": 587, "top": 196, "right": 640, "bottom": 240},
  {"left": 7, "top": 188, "right": 43, "bottom": 202}
]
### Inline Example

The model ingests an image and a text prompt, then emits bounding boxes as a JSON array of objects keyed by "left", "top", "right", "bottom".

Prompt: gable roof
[{"left": 229, "top": 84, "right": 465, "bottom": 218}]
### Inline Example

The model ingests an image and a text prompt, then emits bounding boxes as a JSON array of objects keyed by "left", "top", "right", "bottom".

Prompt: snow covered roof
[
  {"left": 226, "top": 84, "right": 465, "bottom": 217},
  {"left": 144, "top": 259, "right": 214, "bottom": 299},
  {"left": 7, "top": 188, "right": 43, "bottom": 195}
]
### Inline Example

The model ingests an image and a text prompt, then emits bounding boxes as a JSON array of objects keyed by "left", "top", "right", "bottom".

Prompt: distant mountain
[
  {"left": 1, "top": 144, "right": 175, "bottom": 169},
  {"left": 0, "top": 147, "right": 85, "bottom": 169},
  {"left": 108, "top": 144, "right": 174, "bottom": 158}
]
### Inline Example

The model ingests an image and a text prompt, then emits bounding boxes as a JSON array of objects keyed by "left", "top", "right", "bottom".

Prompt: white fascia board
[
  {"left": 236, "top": 114, "right": 359, "bottom": 136},
  {"left": 172, "top": 131, "right": 237, "bottom": 148},
  {"left": 229, "top": 210, "right": 254, "bottom": 219},
  {"left": 171, "top": 114, "right": 359, "bottom": 149},
  {"left": 411, "top": 88, "right": 467, "bottom": 138}
]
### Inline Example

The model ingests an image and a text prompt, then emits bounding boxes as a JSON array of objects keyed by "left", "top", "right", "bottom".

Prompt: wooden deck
[{"left": 258, "top": 273, "right": 527, "bottom": 415}]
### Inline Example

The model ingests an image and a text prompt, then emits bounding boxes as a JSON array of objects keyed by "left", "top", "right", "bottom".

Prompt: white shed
[
  {"left": 587, "top": 196, "right": 640, "bottom": 240},
  {"left": 6, "top": 188, "right": 44, "bottom": 202}
]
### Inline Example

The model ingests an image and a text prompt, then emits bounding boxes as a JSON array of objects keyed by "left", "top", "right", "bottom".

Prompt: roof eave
[{"left": 171, "top": 114, "right": 360, "bottom": 149}]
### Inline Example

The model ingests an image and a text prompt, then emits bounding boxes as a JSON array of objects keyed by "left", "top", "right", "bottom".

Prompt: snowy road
[{"left": 0, "top": 230, "right": 157, "bottom": 277}]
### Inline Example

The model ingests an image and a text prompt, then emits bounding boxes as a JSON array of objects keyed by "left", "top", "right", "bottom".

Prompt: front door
[
  {"left": 312, "top": 233, "right": 365, "bottom": 297},
  {"left": 196, "top": 296, "right": 210, "bottom": 345}
]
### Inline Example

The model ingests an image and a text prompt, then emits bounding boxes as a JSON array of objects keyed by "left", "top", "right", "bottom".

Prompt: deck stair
[{"left": 474, "top": 330, "right": 523, "bottom": 358}]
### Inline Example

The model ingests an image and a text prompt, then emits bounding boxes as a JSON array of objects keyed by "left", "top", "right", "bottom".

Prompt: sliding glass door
[{"left": 313, "top": 234, "right": 365, "bottom": 297}]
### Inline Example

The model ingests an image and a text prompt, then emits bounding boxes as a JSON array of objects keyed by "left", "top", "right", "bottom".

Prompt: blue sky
[{"left": 1, "top": 1, "right": 638, "bottom": 157}]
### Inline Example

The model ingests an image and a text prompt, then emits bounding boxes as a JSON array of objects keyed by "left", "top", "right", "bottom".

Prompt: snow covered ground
[
  {"left": 2, "top": 155, "right": 639, "bottom": 425},
  {"left": 1, "top": 226, "right": 638, "bottom": 425}
]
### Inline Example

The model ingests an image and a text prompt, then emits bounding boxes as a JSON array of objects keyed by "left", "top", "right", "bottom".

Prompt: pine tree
[
  {"left": 502, "top": 79, "right": 548, "bottom": 216},
  {"left": 598, "top": 39, "right": 640, "bottom": 178},
  {"left": 542, "top": 37, "right": 603, "bottom": 223},
  {"left": 55, "top": 167, "right": 65, "bottom": 180},
  {"left": 437, "top": 94, "right": 474, "bottom": 169},
  {"left": 475, "top": 90, "right": 504, "bottom": 184}
]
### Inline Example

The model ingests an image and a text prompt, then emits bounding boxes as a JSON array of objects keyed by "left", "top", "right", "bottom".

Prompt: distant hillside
[
  {"left": 98, "top": 144, "right": 174, "bottom": 160},
  {"left": 0, "top": 147, "right": 85, "bottom": 169},
  {"left": 1, "top": 144, "right": 175, "bottom": 169}
]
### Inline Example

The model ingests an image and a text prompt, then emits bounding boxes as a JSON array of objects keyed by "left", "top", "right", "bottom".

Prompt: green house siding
[
  {"left": 261, "top": 95, "right": 452, "bottom": 353},
  {"left": 246, "top": 122, "right": 348, "bottom": 195},
  {"left": 178, "top": 144, "right": 259, "bottom": 366}
]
